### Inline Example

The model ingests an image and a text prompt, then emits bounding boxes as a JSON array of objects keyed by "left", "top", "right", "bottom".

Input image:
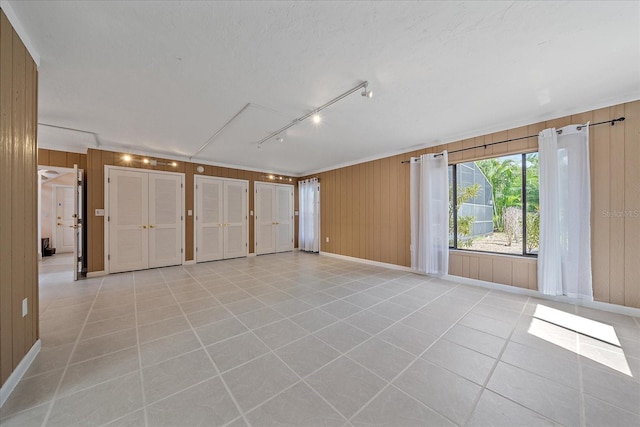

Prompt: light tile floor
[{"left": 1, "top": 252, "right": 639, "bottom": 426}]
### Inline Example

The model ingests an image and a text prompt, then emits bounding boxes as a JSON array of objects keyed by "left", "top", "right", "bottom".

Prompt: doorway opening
[{"left": 38, "top": 165, "right": 87, "bottom": 280}]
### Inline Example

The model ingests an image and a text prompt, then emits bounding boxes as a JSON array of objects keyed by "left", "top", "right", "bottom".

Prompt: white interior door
[
  {"left": 109, "top": 169, "right": 149, "bottom": 273},
  {"left": 255, "top": 183, "right": 276, "bottom": 255},
  {"left": 275, "top": 185, "right": 294, "bottom": 253},
  {"left": 73, "top": 165, "right": 83, "bottom": 280},
  {"left": 223, "top": 180, "right": 248, "bottom": 259},
  {"left": 149, "top": 173, "right": 183, "bottom": 268},
  {"left": 195, "top": 176, "right": 224, "bottom": 262},
  {"left": 55, "top": 186, "right": 75, "bottom": 253}
]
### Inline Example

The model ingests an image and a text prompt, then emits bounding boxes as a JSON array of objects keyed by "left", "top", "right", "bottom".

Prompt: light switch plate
[
  {"left": 188, "top": 210, "right": 193, "bottom": 216},
  {"left": 22, "top": 298, "right": 28, "bottom": 317},
  {"left": 95, "top": 209, "right": 105, "bottom": 216}
]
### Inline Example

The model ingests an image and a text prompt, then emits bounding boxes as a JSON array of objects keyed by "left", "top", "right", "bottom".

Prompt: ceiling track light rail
[
  {"left": 38, "top": 122, "right": 102, "bottom": 147},
  {"left": 256, "top": 80, "right": 372, "bottom": 147},
  {"left": 191, "top": 102, "right": 252, "bottom": 160}
]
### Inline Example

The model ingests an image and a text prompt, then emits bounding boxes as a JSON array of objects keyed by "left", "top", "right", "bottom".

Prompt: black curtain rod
[{"left": 400, "top": 117, "right": 625, "bottom": 163}]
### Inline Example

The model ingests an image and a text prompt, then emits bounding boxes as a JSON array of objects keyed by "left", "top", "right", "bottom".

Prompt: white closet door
[
  {"left": 223, "top": 180, "right": 247, "bottom": 259},
  {"left": 109, "top": 170, "right": 148, "bottom": 273},
  {"left": 55, "top": 186, "right": 75, "bottom": 253},
  {"left": 148, "top": 173, "right": 182, "bottom": 268},
  {"left": 275, "top": 185, "right": 294, "bottom": 253},
  {"left": 195, "top": 177, "right": 224, "bottom": 262},
  {"left": 255, "top": 183, "right": 276, "bottom": 255}
]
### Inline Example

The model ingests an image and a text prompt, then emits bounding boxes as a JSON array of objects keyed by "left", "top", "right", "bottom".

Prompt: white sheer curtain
[
  {"left": 538, "top": 124, "right": 592, "bottom": 299},
  {"left": 298, "top": 178, "right": 320, "bottom": 252},
  {"left": 410, "top": 151, "right": 449, "bottom": 275}
]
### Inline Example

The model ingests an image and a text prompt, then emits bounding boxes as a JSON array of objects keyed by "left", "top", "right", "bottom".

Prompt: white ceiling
[{"left": 9, "top": 1, "right": 640, "bottom": 176}]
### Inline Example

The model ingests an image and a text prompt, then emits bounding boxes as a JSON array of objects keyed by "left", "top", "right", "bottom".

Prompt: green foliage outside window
[
  {"left": 449, "top": 183, "right": 479, "bottom": 248},
  {"left": 450, "top": 153, "right": 539, "bottom": 255}
]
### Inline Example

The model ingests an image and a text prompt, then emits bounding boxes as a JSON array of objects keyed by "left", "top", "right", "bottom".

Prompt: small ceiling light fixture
[
  {"left": 143, "top": 158, "right": 149, "bottom": 164},
  {"left": 171, "top": 162, "right": 178, "bottom": 167},
  {"left": 123, "top": 154, "right": 132, "bottom": 162},
  {"left": 361, "top": 83, "right": 373, "bottom": 98},
  {"left": 256, "top": 80, "right": 372, "bottom": 148},
  {"left": 276, "top": 136, "right": 284, "bottom": 143}
]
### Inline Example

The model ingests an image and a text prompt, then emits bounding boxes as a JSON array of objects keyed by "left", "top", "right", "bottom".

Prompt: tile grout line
[
  {"left": 459, "top": 294, "right": 531, "bottom": 427},
  {"left": 575, "top": 303, "right": 586, "bottom": 427},
  {"left": 157, "top": 268, "right": 253, "bottom": 427},
  {"left": 95, "top": 407, "right": 145, "bottom": 427},
  {"left": 32, "top": 255, "right": 640, "bottom": 426},
  {"left": 461, "top": 297, "right": 582, "bottom": 426},
  {"left": 217, "top": 276, "right": 467, "bottom": 422},
  {"left": 39, "top": 276, "right": 106, "bottom": 427},
  {"left": 168, "top": 280, "right": 423, "bottom": 382},
  {"left": 185, "top": 267, "right": 352, "bottom": 425},
  {"left": 345, "top": 285, "right": 500, "bottom": 425},
  {"left": 131, "top": 271, "right": 150, "bottom": 427}
]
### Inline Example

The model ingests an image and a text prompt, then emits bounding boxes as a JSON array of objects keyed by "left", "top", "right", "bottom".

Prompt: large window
[{"left": 449, "top": 153, "right": 539, "bottom": 256}]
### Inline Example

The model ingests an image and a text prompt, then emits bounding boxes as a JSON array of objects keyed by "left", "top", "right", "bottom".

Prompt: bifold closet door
[
  {"left": 275, "top": 185, "right": 293, "bottom": 252},
  {"left": 223, "top": 180, "right": 248, "bottom": 259},
  {"left": 148, "top": 173, "right": 183, "bottom": 268},
  {"left": 109, "top": 169, "right": 183, "bottom": 273},
  {"left": 195, "top": 176, "right": 247, "bottom": 262},
  {"left": 195, "top": 178, "right": 224, "bottom": 262},
  {"left": 255, "top": 183, "right": 276, "bottom": 255},
  {"left": 255, "top": 183, "right": 294, "bottom": 255},
  {"left": 109, "top": 169, "right": 149, "bottom": 273}
]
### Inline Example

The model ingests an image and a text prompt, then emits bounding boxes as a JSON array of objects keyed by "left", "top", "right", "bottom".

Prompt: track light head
[
  {"left": 361, "top": 84, "right": 373, "bottom": 98},
  {"left": 312, "top": 114, "right": 321, "bottom": 124},
  {"left": 276, "top": 136, "right": 284, "bottom": 143}
]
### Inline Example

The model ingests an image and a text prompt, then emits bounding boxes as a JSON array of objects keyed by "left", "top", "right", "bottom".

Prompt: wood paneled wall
[
  {"left": 0, "top": 9, "right": 39, "bottom": 386},
  {"left": 38, "top": 148, "right": 87, "bottom": 170},
  {"left": 308, "top": 100, "right": 640, "bottom": 308},
  {"left": 84, "top": 149, "right": 298, "bottom": 272}
]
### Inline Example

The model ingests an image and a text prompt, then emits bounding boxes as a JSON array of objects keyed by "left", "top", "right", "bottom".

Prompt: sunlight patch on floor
[{"left": 529, "top": 304, "right": 632, "bottom": 377}]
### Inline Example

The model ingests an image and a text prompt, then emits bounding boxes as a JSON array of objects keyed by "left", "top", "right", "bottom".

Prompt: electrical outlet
[
  {"left": 22, "top": 298, "right": 28, "bottom": 317},
  {"left": 326, "top": 237, "right": 329, "bottom": 243}
]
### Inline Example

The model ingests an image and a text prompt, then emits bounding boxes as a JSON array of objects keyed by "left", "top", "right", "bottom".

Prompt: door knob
[
  {"left": 57, "top": 222, "right": 62, "bottom": 226},
  {"left": 149, "top": 225, "right": 155, "bottom": 228},
  {"left": 142, "top": 225, "right": 147, "bottom": 229}
]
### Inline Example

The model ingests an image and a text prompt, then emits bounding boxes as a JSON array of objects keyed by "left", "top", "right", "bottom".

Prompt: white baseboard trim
[
  {"left": 247, "top": 253, "right": 256, "bottom": 257},
  {"left": 86, "top": 270, "right": 106, "bottom": 278},
  {"left": 442, "top": 274, "right": 640, "bottom": 318},
  {"left": 182, "top": 260, "right": 196, "bottom": 266},
  {"left": 0, "top": 340, "right": 41, "bottom": 408},
  {"left": 319, "top": 251, "right": 414, "bottom": 273}
]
